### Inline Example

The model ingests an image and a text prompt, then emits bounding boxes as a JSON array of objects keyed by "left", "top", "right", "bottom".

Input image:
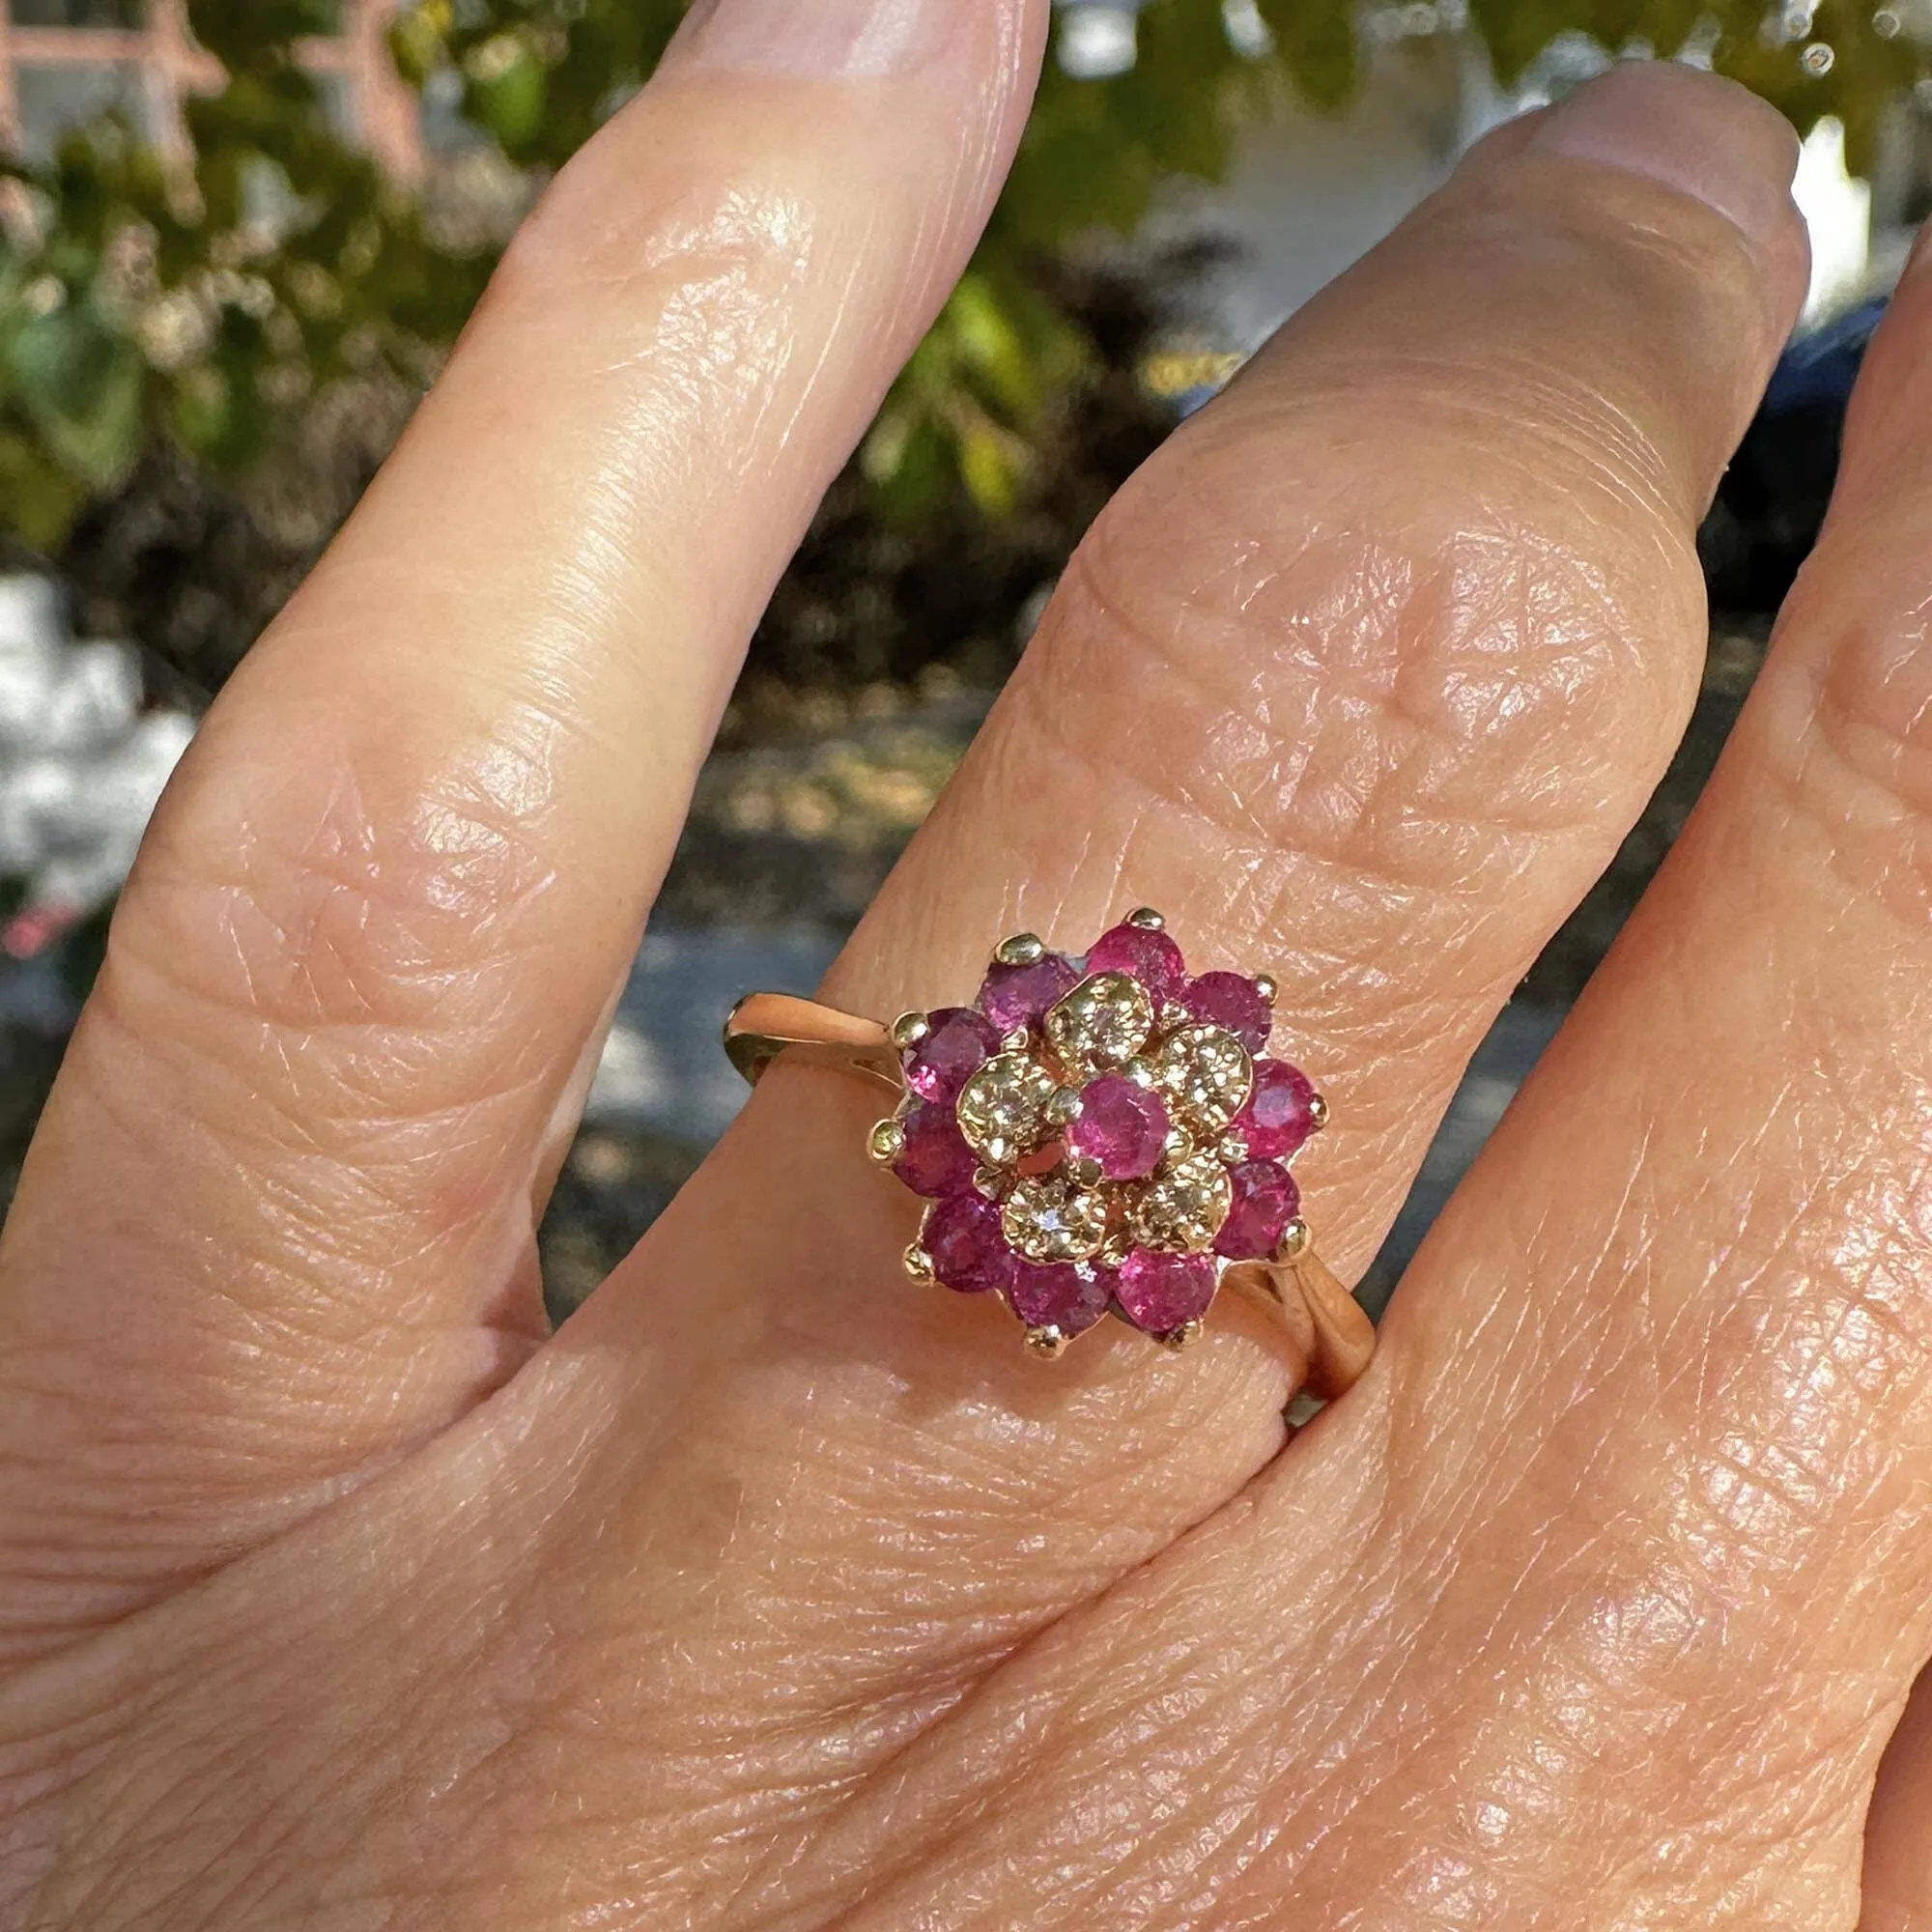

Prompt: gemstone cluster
[{"left": 869, "top": 910, "right": 1325, "bottom": 1355}]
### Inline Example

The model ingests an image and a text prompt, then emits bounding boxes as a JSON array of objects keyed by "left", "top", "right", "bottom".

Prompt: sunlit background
[{"left": 1, "top": 0, "right": 1927, "bottom": 1316}]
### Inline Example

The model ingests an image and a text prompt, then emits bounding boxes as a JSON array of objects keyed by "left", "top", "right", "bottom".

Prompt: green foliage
[{"left": 0, "top": 0, "right": 1925, "bottom": 576}]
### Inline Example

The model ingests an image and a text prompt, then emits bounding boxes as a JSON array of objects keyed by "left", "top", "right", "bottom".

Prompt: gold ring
[{"left": 724, "top": 909, "right": 1375, "bottom": 1399}]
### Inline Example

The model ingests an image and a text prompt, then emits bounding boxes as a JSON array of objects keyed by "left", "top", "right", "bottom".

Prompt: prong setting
[
  {"left": 1025, "top": 1324, "right": 1068, "bottom": 1359},
  {"left": 903, "top": 1243, "right": 936, "bottom": 1285},
  {"left": 890, "top": 1010, "right": 931, "bottom": 1051},
  {"left": 1253, "top": 972, "right": 1278, "bottom": 1007},
  {"left": 1308, "top": 1094, "right": 1329, "bottom": 1131},
  {"left": 1126, "top": 907, "right": 1166, "bottom": 931},
  {"left": 1160, "top": 1318, "right": 1206, "bottom": 1352},
  {"left": 1275, "top": 1218, "right": 1310, "bottom": 1262},
  {"left": 867, "top": 1120, "right": 907, "bottom": 1165},
  {"left": 995, "top": 931, "right": 1048, "bottom": 967}
]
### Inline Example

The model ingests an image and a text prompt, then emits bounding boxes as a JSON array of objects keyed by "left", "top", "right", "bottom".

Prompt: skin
[{"left": 0, "top": 9, "right": 1930, "bottom": 1924}]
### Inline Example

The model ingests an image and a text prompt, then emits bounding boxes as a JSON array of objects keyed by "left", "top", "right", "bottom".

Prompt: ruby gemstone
[
  {"left": 923, "top": 1195, "right": 1016, "bottom": 1294},
  {"left": 1182, "top": 971, "right": 1272, "bottom": 1054},
  {"left": 892, "top": 1104, "right": 979, "bottom": 1199},
  {"left": 1114, "top": 1249, "right": 1218, "bottom": 1332},
  {"left": 1066, "top": 1073, "right": 1171, "bottom": 1180},
  {"left": 1235, "top": 1059, "right": 1320, "bottom": 1161},
  {"left": 1213, "top": 1160, "right": 1300, "bottom": 1260},
  {"left": 903, "top": 1007, "right": 1002, "bottom": 1104},
  {"left": 979, "top": 952, "right": 1081, "bottom": 1034},
  {"left": 1085, "top": 922, "right": 1188, "bottom": 1007},
  {"left": 1009, "top": 1261, "right": 1113, "bottom": 1337}
]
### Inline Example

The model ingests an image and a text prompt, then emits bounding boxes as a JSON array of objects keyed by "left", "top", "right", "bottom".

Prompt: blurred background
[{"left": 0, "top": 0, "right": 1926, "bottom": 1320}]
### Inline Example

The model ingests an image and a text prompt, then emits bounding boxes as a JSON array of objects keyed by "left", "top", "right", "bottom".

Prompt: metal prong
[
  {"left": 1161, "top": 1126, "right": 1191, "bottom": 1161},
  {"left": 1275, "top": 1218, "right": 1310, "bottom": 1262},
  {"left": 1160, "top": 1318, "right": 1206, "bottom": 1352},
  {"left": 1045, "top": 1087, "right": 1083, "bottom": 1127},
  {"left": 995, "top": 932, "right": 1046, "bottom": 967},
  {"left": 1025, "top": 1324, "right": 1068, "bottom": 1360},
  {"left": 1253, "top": 972, "right": 1278, "bottom": 1007},
  {"left": 904, "top": 1243, "right": 937, "bottom": 1285},
  {"left": 1126, "top": 907, "right": 1166, "bottom": 931},
  {"left": 982, "top": 1134, "right": 1014, "bottom": 1167},
  {"left": 1308, "top": 1094, "right": 1329, "bottom": 1131},
  {"left": 1216, "top": 1133, "right": 1248, "bottom": 1166},
  {"left": 1065, "top": 1155, "right": 1104, "bottom": 1188},
  {"left": 973, "top": 1166, "right": 1006, "bottom": 1200},
  {"left": 868, "top": 1120, "right": 907, "bottom": 1165},
  {"left": 1002, "top": 1026, "right": 1032, "bottom": 1055},
  {"left": 1123, "top": 1056, "right": 1157, "bottom": 1089},
  {"left": 890, "top": 1010, "right": 931, "bottom": 1051},
  {"left": 1158, "top": 1001, "right": 1190, "bottom": 1032}
]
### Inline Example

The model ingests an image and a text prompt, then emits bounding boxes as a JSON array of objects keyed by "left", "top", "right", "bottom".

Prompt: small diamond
[
  {"left": 1043, "top": 972, "right": 1154, "bottom": 1078},
  {"left": 1152, "top": 1023, "right": 1254, "bottom": 1136},
  {"left": 954, "top": 1051, "right": 1061, "bottom": 1163},
  {"left": 1002, "top": 1176, "right": 1110, "bottom": 1264},
  {"left": 1129, "top": 1150, "right": 1234, "bottom": 1253}
]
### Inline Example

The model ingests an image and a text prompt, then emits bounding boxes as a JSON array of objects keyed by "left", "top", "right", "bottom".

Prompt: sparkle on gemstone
[
  {"left": 1115, "top": 1249, "right": 1219, "bottom": 1332},
  {"left": 902, "top": 1007, "right": 1002, "bottom": 1104},
  {"left": 1043, "top": 971, "right": 1154, "bottom": 1078},
  {"left": 955, "top": 1050, "right": 1061, "bottom": 1163},
  {"left": 923, "top": 1195, "right": 1015, "bottom": 1294},
  {"left": 1152, "top": 1023, "right": 1254, "bottom": 1136},
  {"left": 1008, "top": 1261, "right": 1113, "bottom": 1337},
  {"left": 980, "top": 951, "right": 1082, "bottom": 1034},
  {"left": 1129, "top": 1149, "right": 1234, "bottom": 1253},
  {"left": 1236, "top": 1058, "right": 1320, "bottom": 1161},
  {"left": 891, "top": 1102, "right": 979, "bottom": 1198},
  {"left": 1213, "top": 1159, "right": 1300, "bottom": 1260},
  {"left": 1066, "top": 1073, "right": 1171, "bottom": 1180},
  {"left": 1182, "top": 972, "right": 1272, "bottom": 1055},
  {"left": 1002, "top": 1175, "right": 1110, "bottom": 1264},
  {"left": 1086, "top": 921, "right": 1188, "bottom": 1006}
]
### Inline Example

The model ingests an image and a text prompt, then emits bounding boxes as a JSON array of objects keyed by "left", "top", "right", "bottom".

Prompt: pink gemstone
[
  {"left": 1066, "top": 1073, "right": 1170, "bottom": 1180},
  {"left": 1085, "top": 922, "right": 1187, "bottom": 1006},
  {"left": 1213, "top": 1160, "right": 1300, "bottom": 1260},
  {"left": 979, "top": 952, "right": 1080, "bottom": 1034},
  {"left": 1183, "top": 971, "right": 1272, "bottom": 1054},
  {"left": 904, "top": 1007, "right": 1002, "bottom": 1104},
  {"left": 1115, "top": 1250, "right": 1219, "bottom": 1333},
  {"left": 1235, "top": 1060, "right": 1320, "bottom": 1160},
  {"left": 1009, "top": 1261, "right": 1113, "bottom": 1337},
  {"left": 892, "top": 1104, "right": 979, "bottom": 1199},
  {"left": 923, "top": 1195, "right": 1015, "bottom": 1294}
]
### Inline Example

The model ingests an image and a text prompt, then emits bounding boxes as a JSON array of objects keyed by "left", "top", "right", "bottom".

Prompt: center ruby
[{"left": 1066, "top": 1073, "right": 1171, "bottom": 1180}]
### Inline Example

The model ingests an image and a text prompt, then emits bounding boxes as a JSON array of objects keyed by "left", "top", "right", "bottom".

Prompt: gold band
[{"left": 724, "top": 992, "right": 1376, "bottom": 1399}]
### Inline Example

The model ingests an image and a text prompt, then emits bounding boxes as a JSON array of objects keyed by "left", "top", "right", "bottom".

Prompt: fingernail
[
  {"left": 1528, "top": 61, "right": 1801, "bottom": 252},
  {"left": 671, "top": 0, "right": 953, "bottom": 79}
]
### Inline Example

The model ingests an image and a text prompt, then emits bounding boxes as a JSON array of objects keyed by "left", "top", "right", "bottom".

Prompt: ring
[{"left": 724, "top": 910, "right": 1376, "bottom": 1398}]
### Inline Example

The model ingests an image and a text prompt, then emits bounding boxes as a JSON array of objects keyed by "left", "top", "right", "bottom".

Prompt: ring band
[{"left": 724, "top": 910, "right": 1375, "bottom": 1399}]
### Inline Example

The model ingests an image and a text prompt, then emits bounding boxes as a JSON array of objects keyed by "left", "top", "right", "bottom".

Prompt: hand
[{"left": 4, "top": 9, "right": 1931, "bottom": 1924}]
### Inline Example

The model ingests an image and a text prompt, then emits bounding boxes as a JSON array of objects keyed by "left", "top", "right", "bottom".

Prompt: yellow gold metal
[
  {"left": 1044, "top": 1086, "right": 1083, "bottom": 1128},
  {"left": 868, "top": 1120, "right": 907, "bottom": 1164},
  {"left": 726, "top": 993, "right": 903, "bottom": 1094},
  {"left": 903, "top": 1243, "right": 936, "bottom": 1286},
  {"left": 1161, "top": 1318, "right": 1206, "bottom": 1352},
  {"left": 1215, "top": 1133, "right": 1248, "bottom": 1166},
  {"left": 1275, "top": 1218, "right": 1310, "bottom": 1261},
  {"left": 995, "top": 931, "right": 1047, "bottom": 966},
  {"left": 956, "top": 1051, "right": 1059, "bottom": 1163},
  {"left": 1001, "top": 1026, "right": 1032, "bottom": 1054},
  {"left": 1253, "top": 972, "right": 1279, "bottom": 1007},
  {"left": 1131, "top": 1150, "right": 1235, "bottom": 1253},
  {"left": 891, "top": 1010, "right": 931, "bottom": 1050},
  {"left": 973, "top": 1166, "right": 1005, "bottom": 1200},
  {"left": 1126, "top": 907, "right": 1166, "bottom": 930},
  {"left": 1003, "top": 1176, "right": 1108, "bottom": 1264},
  {"left": 1045, "top": 971, "right": 1154, "bottom": 1076},
  {"left": 1308, "top": 1094, "right": 1329, "bottom": 1131},
  {"left": 1025, "top": 1324, "right": 1069, "bottom": 1359}
]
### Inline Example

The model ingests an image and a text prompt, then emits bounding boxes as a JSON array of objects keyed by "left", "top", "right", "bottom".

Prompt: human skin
[{"left": 3, "top": 3, "right": 1932, "bottom": 1924}]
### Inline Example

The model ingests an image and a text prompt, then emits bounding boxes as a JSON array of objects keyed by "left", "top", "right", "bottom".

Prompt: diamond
[
  {"left": 955, "top": 1051, "right": 1061, "bottom": 1164},
  {"left": 1129, "top": 1149, "right": 1234, "bottom": 1253},
  {"left": 1002, "top": 1176, "right": 1110, "bottom": 1264},
  {"left": 1043, "top": 972, "right": 1154, "bottom": 1078},
  {"left": 1152, "top": 1023, "right": 1253, "bottom": 1136}
]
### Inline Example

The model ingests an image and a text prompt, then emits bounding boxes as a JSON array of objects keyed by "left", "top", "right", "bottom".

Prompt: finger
[
  {"left": 0, "top": 0, "right": 1046, "bottom": 1653},
  {"left": 516, "top": 58, "right": 1807, "bottom": 1813}
]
